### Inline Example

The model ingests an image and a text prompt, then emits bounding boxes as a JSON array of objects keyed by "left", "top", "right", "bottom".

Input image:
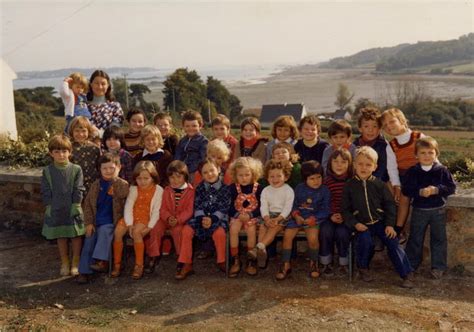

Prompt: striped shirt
[{"left": 324, "top": 173, "right": 349, "bottom": 215}]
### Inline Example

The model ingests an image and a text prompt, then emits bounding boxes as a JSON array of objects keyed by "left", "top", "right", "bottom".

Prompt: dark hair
[
  {"left": 197, "top": 158, "right": 220, "bottom": 173},
  {"left": 299, "top": 114, "right": 322, "bottom": 134},
  {"left": 102, "top": 125, "right": 125, "bottom": 150},
  {"left": 133, "top": 160, "right": 160, "bottom": 185},
  {"left": 240, "top": 117, "right": 261, "bottom": 133},
  {"left": 357, "top": 107, "right": 382, "bottom": 128},
  {"left": 181, "top": 109, "right": 204, "bottom": 127},
  {"left": 126, "top": 107, "right": 147, "bottom": 122},
  {"left": 48, "top": 134, "right": 72, "bottom": 152},
  {"left": 87, "top": 70, "right": 114, "bottom": 101},
  {"left": 270, "top": 115, "right": 299, "bottom": 140},
  {"left": 327, "top": 148, "right": 353, "bottom": 177},
  {"left": 327, "top": 119, "right": 352, "bottom": 138},
  {"left": 301, "top": 160, "right": 324, "bottom": 181},
  {"left": 166, "top": 160, "right": 189, "bottom": 182},
  {"left": 98, "top": 152, "right": 121, "bottom": 168},
  {"left": 153, "top": 112, "right": 173, "bottom": 124}
]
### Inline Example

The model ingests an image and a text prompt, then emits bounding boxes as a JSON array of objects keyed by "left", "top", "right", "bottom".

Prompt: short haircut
[
  {"left": 298, "top": 115, "right": 321, "bottom": 134},
  {"left": 182, "top": 109, "right": 204, "bottom": 127},
  {"left": 327, "top": 148, "right": 353, "bottom": 177},
  {"left": 272, "top": 141, "right": 299, "bottom": 163},
  {"left": 166, "top": 160, "right": 189, "bottom": 182},
  {"left": 355, "top": 146, "right": 378, "bottom": 164},
  {"left": 48, "top": 134, "right": 72, "bottom": 152},
  {"left": 98, "top": 152, "right": 121, "bottom": 167},
  {"left": 87, "top": 70, "right": 114, "bottom": 101},
  {"left": 68, "top": 116, "right": 94, "bottom": 139},
  {"left": 270, "top": 115, "right": 299, "bottom": 139},
  {"left": 328, "top": 119, "right": 352, "bottom": 138},
  {"left": 263, "top": 159, "right": 292, "bottom": 180},
  {"left": 68, "top": 72, "right": 88, "bottom": 91},
  {"left": 198, "top": 158, "right": 220, "bottom": 173},
  {"left": 207, "top": 139, "right": 230, "bottom": 161},
  {"left": 211, "top": 114, "right": 231, "bottom": 129},
  {"left": 240, "top": 117, "right": 261, "bottom": 133},
  {"left": 140, "top": 125, "right": 164, "bottom": 148},
  {"left": 126, "top": 108, "right": 147, "bottom": 122},
  {"left": 301, "top": 160, "right": 324, "bottom": 181},
  {"left": 229, "top": 156, "right": 263, "bottom": 183},
  {"left": 102, "top": 125, "right": 125, "bottom": 149},
  {"left": 133, "top": 160, "right": 159, "bottom": 185},
  {"left": 381, "top": 108, "right": 408, "bottom": 128},
  {"left": 358, "top": 107, "right": 382, "bottom": 128},
  {"left": 415, "top": 136, "right": 440, "bottom": 156},
  {"left": 153, "top": 112, "right": 173, "bottom": 124}
]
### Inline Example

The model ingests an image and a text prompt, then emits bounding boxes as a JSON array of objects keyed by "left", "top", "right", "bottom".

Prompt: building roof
[
  {"left": 260, "top": 103, "right": 306, "bottom": 123},
  {"left": 333, "top": 109, "right": 349, "bottom": 118}
]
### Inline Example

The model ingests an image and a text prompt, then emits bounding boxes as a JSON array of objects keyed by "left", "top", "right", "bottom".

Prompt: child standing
[
  {"left": 275, "top": 161, "right": 330, "bottom": 280},
  {"left": 41, "top": 134, "right": 85, "bottom": 276},
  {"left": 77, "top": 153, "right": 129, "bottom": 283},
  {"left": 154, "top": 112, "right": 179, "bottom": 156},
  {"left": 342, "top": 146, "right": 414, "bottom": 288},
  {"left": 193, "top": 139, "right": 233, "bottom": 186},
  {"left": 211, "top": 114, "right": 238, "bottom": 170},
  {"left": 60, "top": 73, "right": 90, "bottom": 133},
  {"left": 175, "top": 159, "right": 231, "bottom": 280},
  {"left": 228, "top": 157, "right": 264, "bottom": 277},
  {"left": 124, "top": 108, "right": 147, "bottom": 157},
  {"left": 321, "top": 119, "right": 356, "bottom": 173},
  {"left": 320, "top": 149, "right": 352, "bottom": 276},
  {"left": 265, "top": 115, "right": 299, "bottom": 162},
  {"left": 294, "top": 115, "right": 329, "bottom": 164},
  {"left": 234, "top": 117, "right": 268, "bottom": 164},
  {"left": 111, "top": 161, "right": 164, "bottom": 280},
  {"left": 403, "top": 137, "right": 456, "bottom": 279},
  {"left": 102, "top": 125, "right": 134, "bottom": 183}
]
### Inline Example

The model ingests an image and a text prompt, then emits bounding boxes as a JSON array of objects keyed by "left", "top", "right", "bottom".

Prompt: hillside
[{"left": 17, "top": 67, "right": 157, "bottom": 79}]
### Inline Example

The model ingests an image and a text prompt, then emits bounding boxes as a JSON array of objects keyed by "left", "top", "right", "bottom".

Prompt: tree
[
  {"left": 334, "top": 83, "right": 355, "bottom": 112},
  {"left": 353, "top": 98, "right": 378, "bottom": 117},
  {"left": 206, "top": 76, "right": 231, "bottom": 118},
  {"left": 229, "top": 94, "right": 243, "bottom": 123},
  {"left": 112, "top": 78, "right": 129, "bottom": 110}
]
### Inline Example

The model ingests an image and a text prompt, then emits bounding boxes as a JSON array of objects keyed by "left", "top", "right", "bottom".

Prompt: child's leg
[
  {"left": 57, "top": 238, "right": 69, "bottom": 266},
  {"left": 71, "top": 236, "right": 82, "bottom": 274},
  {"left": 212, "top": 227, "right": 227, "bottom": 264},
  {"left": 429, "top": 209, "right": 447, "bottom": 272},
  {"left": 319, "top": 221, "right": 335, "bottom": 266},
  {"left": 113, "top": 222, "right": 128, "bottom": 266},
  {"left": 229, "top": 220, "right": 243, "bottom": 257},
  {"left": 131, "top": 223, "right": 149, "bottom": 267},
  {"left": 281, "top": 228, "right": 299, "bottom": 262},
  {"left": 396, "top": 194, "right": 410, "bottom": 231},
  {"left": 147, "top": 220, "right": 167, "bottom": 258},
  {"left": 260, "top": 225, "right": 284, "bottom": 247},
  {"left": 246, "top": 224, "right": 257, "bottom": 250},
  {"left": 335, "top": 224, "right": 351, "bottom": 267},
  {"left": 258, "top": 224, "right": 267, "bottom": 243},
  {"left": 355, "top": 228, "right": 375, "bottom": 269},
  {"left": 92, "top": 224, "right": 115, "bottom": 261},
  {"left": 306, "top": 227, "right": 321, "bottom": 278},
  {"left": 78, "top": 232, "right": 98, "bottom": 275},
  {"left": 170, "top": 225, "right": 184, "bottom": 256},
  {"left": 178, "top": 225, "right": 195, "bottom": 264},
  {"left": 405, "top": 208, "right": 429, "bottom": 271}
]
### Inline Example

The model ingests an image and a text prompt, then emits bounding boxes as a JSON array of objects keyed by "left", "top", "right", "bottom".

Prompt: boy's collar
[
  {"left": 205, "top": 179, "right": 222, "bottom": 190},
  {"left": 143, "top": 148, "right": 164, "bottom": 156},
  {"left": 354, "top": 174, "right": 375, "bottom": 182}
]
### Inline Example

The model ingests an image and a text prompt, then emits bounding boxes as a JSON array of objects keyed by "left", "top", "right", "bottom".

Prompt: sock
[
  {"left": 230, "top": 247, "right": 239, "bottom": 257},
  {"left": 308, "top": 248, "right": 319, "bottom": 262},
  {"left": 71, "top": 255, "right": 80, "bottom": 268},
  {"left": 61, "top": 255, "right": 70, "bottom": 267},
  {"left": 281, "top": 249, "right": 292, "bottom": 262},
  {"left": 113, "top": 241, "right": 123, "bottom": 265},
  {"left": 134, "top": 242, "right": 145, "bottom": 267},
  {"left": 256, "top": 242, "right": 266, "bottom": 251}
]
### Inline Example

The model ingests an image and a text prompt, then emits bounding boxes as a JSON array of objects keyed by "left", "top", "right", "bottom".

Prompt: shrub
[{"left": 0, "top": 136, "right": 50, "bottom": 168}]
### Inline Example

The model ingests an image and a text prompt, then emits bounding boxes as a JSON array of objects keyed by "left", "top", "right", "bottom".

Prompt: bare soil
[{"left": 1, "top": 229, "right": 473, "bottom": 331}]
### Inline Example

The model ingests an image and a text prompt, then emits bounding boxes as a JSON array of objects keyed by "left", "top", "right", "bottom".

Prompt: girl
[
  {"left": 294, "top": 115, "right": 329, "bottom": 164},
  {"left": 276, "top": 160, "right": 330, "bottom": 280},
  {"left": 234, "top": 117, "right": 268, "bottom": 164},
  {"left": 228, "top": 157, "right": 264, "bottom": 277},
  {"left": 192, "top": 139, "right": 233, "bottom": 186},
  {"left": 124, "top": 108, "right": 147, "bottom": 157},
  {"left": 86, "top": 70, "right": 124, "bottom": 132},
  {"left": 102, "top": 125, "right": 133, "bottom": 183},
  {"left": 260, "top": 142, "right": 301, "bottom": 189},
  {"left": 320, "top": 149, "right": 353, "bottom": 277},
  {"left": 133, "top": 125, "right": 173, "bottom": 187},
  {"left": 175, "top": 159, "right": 231, "bottom": 280},
  {"left": 256, "top": 159, "right": 294, "bottom": 269},
  {"left": 59, "top": 72, "right": 90, "bottom": 133},
  {"left": 111, "top": 161, "right": 164, "bottom": 279},
  {"left": 265, "top": 115, "right": 299, "bottom": 162},
  {"left": 69, "top": 116, "right": 101, "bottom": 195},
  {"left": 153, "top": 112, "right": 179, "bottom": 156}
]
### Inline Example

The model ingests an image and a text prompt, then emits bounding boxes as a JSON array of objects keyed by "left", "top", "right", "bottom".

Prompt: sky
[{"left": 1, "top": 0, "right": 473, "bottom": 72}]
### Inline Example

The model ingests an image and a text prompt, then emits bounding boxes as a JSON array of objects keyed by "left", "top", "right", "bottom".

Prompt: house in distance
[{"left": 259, "top": 103, "right": 307, "bottom": 128}]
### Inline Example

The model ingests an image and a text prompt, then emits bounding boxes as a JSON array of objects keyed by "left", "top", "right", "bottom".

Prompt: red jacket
[{"left": 159, "top": 184, "right": 195, "bottom": 226}]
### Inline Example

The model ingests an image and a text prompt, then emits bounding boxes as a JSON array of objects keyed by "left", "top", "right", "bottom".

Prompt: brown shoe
[
  {"left": 245, "top": 259, "right": 258, "bottom": 276},
  {"left": 359, "top": 268, "right": 374, "bottom": 282},
  {"left": 275, "top": 262, "right": 292, "bottom": 281},
  {"left": 257, "top": 248, "right": 268, "bottom": 269},
  {"left": 217, "top": 262, "right": 226, "bottom": 273},
  {"left": 144, "top": 257, "right": 159, "bottom": 274},
  {"left": 76, "top": 274, "right": 89, "bottom": 284},
  {"left": 132, "top": 265, "right": 144, "bottom": 280},
  {"left": 110, "top": 264, "right": 121, "bottom": 278},
  {"left": 309, "top": 260, "right": 320, "bottom": 279},
  {"left": 229, "top": 257, "right": 241, "bottom": 278},
  {"left": 175, "top": 264, "right": 194, "bottom": 280},
  {"left": 90, "top": 260, "right": 108, "bottom": 273}
]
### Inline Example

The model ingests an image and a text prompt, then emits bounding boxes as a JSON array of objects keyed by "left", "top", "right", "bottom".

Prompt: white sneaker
[{"left": 70, "top": 266, "right": 79, "bottom": 276}]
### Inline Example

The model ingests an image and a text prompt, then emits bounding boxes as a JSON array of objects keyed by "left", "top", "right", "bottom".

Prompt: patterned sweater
[{"left": 291, "top": 183, "right": 330, "bottom": 224}]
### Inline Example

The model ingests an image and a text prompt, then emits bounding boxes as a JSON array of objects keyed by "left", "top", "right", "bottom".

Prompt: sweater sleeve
[
  {"left": 342, "top": 184, "right": 357, "bottom": 229},
  {"left": 124, "top": 186, "right": 138, "bottom": 226},
  {"left": 437, "top": 167, "right": 456, "bottom": 197},
  {"left": 280, "top": 186, "right": 294, "bottom": 219},
  {"left": 174, "top": 139, "right": 184, "bottom": 161},
  {"left": 83, "top": 185, "right": 95, "bottom": 225},
  {"left": 72, "top": 166, "right": 85, "bottom": 204},
  {"left": 176, "top": 188, "right": 195, "bottom": 225},
  {"left": 41, "top": 167, "right": 52, "bottom": 206},
  {"left": 193, "top": 184, "right": 205, "bottom": 218},
  {"left": 148, "top": 185, "right": 163, "bottom": 229},
  {"left": 386, "top": 143, "right": 401, "bottom": 187},
  {"left": 211, "top": 186, "right": 231, "bottom": 223},
  {"left": 382, "top": 182, "right": 397, "bottom": 227},
  {"left": 159, "top": 188, "right": 173, "bottom": 223},
  {"left": 198, "top": 137, "right": 208, "bottom": 166},
  {"left": 228, "top": 185, "right": 239, "bottom": 218},
  {"left": 59, "top": 81, "right": 74, "bottom": 117},
  {"left": 401, "top": 167, "right": 419, "bottom": 198},
  {"left": 260, "top": 187, "right": 270, "bottom": 218},
  {"left": 315, "top": 187, "right": 331, "bottom": 222}
]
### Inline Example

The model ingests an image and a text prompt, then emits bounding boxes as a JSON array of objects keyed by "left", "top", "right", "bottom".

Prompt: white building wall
[{"left": 0, "top": 58, "right": 18, "bottom": 140}]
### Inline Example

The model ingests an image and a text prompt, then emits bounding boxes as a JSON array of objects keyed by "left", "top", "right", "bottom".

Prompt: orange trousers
[
  {"left": 147, "top": 220, "right": 183, "bottom": 257},
  {"left": 178, "top": 225, "right": 226, "bottom": 264}
]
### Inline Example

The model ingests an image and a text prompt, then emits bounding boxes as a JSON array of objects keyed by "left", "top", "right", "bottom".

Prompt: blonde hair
[
  {"left": 133, "top": 160, "right": 160, "bottom": 185},
  {"left": 271, "top": 115, "right": 299, "bottom": 140},
  {"left": 415, "top": 136, "right": 440, "bottom": 156},
  {"left": 229, "top": 157, "right": 263, "bottom": 183},
  {"left": 272, "top": 141, "right": 299, "bottom": 163},
  {"left": 48, "top": 134, "right": 72, "bottom": 152},
  {"left": 68, "top": 116, "right": 93, "bottom": 140},
  {"left": 263, "top": 159, "right": 293, "bottom": 180},
  {"left": 381, "top": 108, "right": 408, "bottom": 129},
  {"left": 355, "top": 146, "right": 378, "bottom": 164},
  {"left": 207, "top": 139, "right": 230, "bottom": 162},
  {"left": 140, "top": 125, "right": 164, "bottom": 148},
  {"left": 68, "top": 72, "right": 88, "bottom": 91}
]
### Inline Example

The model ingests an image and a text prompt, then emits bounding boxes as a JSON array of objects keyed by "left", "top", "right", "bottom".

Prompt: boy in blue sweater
[{"left": 402, "top": 137, "right": 456, "bottom": 279}]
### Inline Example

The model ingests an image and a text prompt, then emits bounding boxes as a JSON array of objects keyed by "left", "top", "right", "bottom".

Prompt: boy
[
  {"left": 321, "top": 119, "right": 356, "bottom": 173},
  {"left": 154, "top": 112, "right": 179, "bottom": 156},
  {"left": 342, "top": 146, "right": 414, "bottom": 288},
  {"left": 77, "top": 153, "right": 129, "bottom": 283},
  {"left": 211, "top": 114, "right": 238, "bottom": 169},
  {"left": 294, "top": 115, "right": 329, "bottom": 164},
  {"left": 175, "top": 110, "right": 209, "bottom": 182},
  {"left": 402, "top": 137, "right": 456, "bottom": 279}
]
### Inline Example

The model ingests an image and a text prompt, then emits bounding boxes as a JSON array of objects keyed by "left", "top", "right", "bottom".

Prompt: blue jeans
[
  {"left": 78, "top": 224, "right": 114, "bottom": 275},
  {"left": 355, "top": 221, "right": 413, "bottom": 278},
  {"left": 406, "top": 207, "right": 447, "bottom": 271},
  {"left": 319, "top": 221, "right": 351, "bottom": 266}
]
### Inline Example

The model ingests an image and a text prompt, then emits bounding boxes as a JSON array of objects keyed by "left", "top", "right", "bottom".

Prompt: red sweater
[{"left": 159, "top": 184, "right": 195, "bottom": 226}]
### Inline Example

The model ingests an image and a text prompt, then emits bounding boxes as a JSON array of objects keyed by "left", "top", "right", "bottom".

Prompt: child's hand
[
  {"left": 385, "top": 226, "right": 397, "bottom": 239},
  {"left": 143, "top": 227, "right": 152, "bottom": 237},
  {"left": 295, "top": 215, "right": 305, "bottom": 225},
  {"left": 331, "top": 213, "right": 343, "bottom": 224},
  {"left": 64, "top": 77, "right": 73, "bottom": 83},
  {"left": 305, "top": 216, "right": 316, "bottom": 227},
  {"left": 202, "top": 217, "right": 212, "bottom": 229},
  {"left": 168, "top": 216, "right": 177, "bottom": 227},
  {"left": 420, "top": 186, "right": 437, "bottom": 197},
  {"left": 85, "top": 224, "right": 95, "bottom": 237},
  {"left": 239, "top": 213, "right": 250, "bottom": 223},
  {"left": 263, "top": 216, "right": 271, "bottom": 227},
  {"left": 355, "top": 223, "right": 368, "bottom": 232},
  {"left": 128, "top": 225, "right": 134, "bottom": 238}
]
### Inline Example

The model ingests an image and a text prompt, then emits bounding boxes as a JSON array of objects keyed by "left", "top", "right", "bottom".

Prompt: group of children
[{"left": 42, "top": 83, "right": 456, "bottom": 287}]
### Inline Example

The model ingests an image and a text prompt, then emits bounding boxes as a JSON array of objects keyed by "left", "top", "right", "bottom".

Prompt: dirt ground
[{"left": 1, "top": 229, "right": 473, "bottom": 331}]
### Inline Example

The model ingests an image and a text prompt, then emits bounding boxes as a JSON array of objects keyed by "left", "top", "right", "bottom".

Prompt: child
[
  {"left": 275, "top": 161, "right": 330, "bottom": 280},
  {"left": 228, "top": 157, "right": 264, "bottom": 277},
  {"left": 265, "top": 115, "right": 299, "bottom": 162},
  {"left": 68, "top": 116, "right": 101, "bottom": 195},
  {"left": 260, "top": 142, "right": 302, "bottom": 189},
  {"left": 294, "top": 115, "right": 329, "bottom": 164},
  {"left": 341, "top": 146, "right": 414, "bottom": 288},
  {"left": 154, "top": 112, "right": 179, "bottom": 156},
  {"left": 133, "top": 125, "right": 173, "bottom": 187},
  {"left": 403, "top": 137, "right": 456, "bottom": 279},
  {"left": 111, "top": 161, "right": 164, "bottom": 279},
  {"left": 102, "top": 125, "right": 134, "bottom": 183},
  {"left": 60, "top": 73, "right": 90, "bottom": 133},
  {"left": 321, "top": 119, "right": 356, "bottom": 173},
  {"left": 256, "top": 159, "right": 294, "bottom": 268},
  {"left": 41, "top": 134, "right": 85, "bottom": 276},
  {"left": 124, "top": 108, "right": 147, "bottom": 157},
  {"left": 234, "top": 117, "right": 268, "bottom": 164},
  {"left": 211, "top": 114, "right": 238, "bottom": 170},
  {"left": 175, "top": 159, "right": 231, "bottom": 280},
  {"left": 77, "top": 153, "right": 129, "bottom": 283},
  {"left": 174, "top": 110, "right": 209, "bottom": 182},
  {"left": 192, "top": 139, "right": 233, "bottom": 186},
  {"left": 146, "top": 161, "right": 195, "bottom": 274},
  {"left": 320, "top": 149, "right": 352, "bottom": 276}
]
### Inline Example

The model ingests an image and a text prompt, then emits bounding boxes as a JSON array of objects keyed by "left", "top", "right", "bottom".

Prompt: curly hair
[
  {"left": 263, "top": 159, "right": 293, "bottom": 180},
  {"left": 229, "top": 157, "right": 263, "bottom": 183}
]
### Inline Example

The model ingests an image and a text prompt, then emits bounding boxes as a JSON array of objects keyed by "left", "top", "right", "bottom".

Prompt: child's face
[
  {"left": 330, "top": 132, "right": 350, "bottom": 148},
  {"left": 50, "top": 149, "right": 70, "bottom": 164},
  {"left": 73, "top": 127, "right": 89, "bottom": 144},
  {"left": 202, "top": 163, "right": 220, "bottom": 183},
  {"left": 306, "top": 173, "right": 323, "bottom": 189},
  {"left": 100, "top": 161, "right": 120, "bottom": 181},
  {"left": 212, "top": 124, "right": 230, "bottom": 140},
  {"left": 417, "top": 147, "right": 437, "bottom": 166},
  {"left": 268, "top": 169, "right": 286, "bottom": 188},
  {"left": 359, "top": 119, "right": 380, "bottom": 142},
  {"left": 276, "top": 126, "right": 291, "bottom": 141},
  {"left": 129, "top": 114, "right": 145, "bottom": 133},
  {"left": 301, "top": 122, "right": 318, "bottom": 141},
  {"left": 106, "top": 137, "right": 121, "bottom": 151},
  {"left": 242, "top": 124, "right": 258, "bottom": 140},
  {"left": 71, "top": 83, "right": 84, "bottom": 96},
  {"left": 91, "top": 76, "right": 109, "bottom": 97},
  {"left": 354, "top": 155, "right": 377, "bottom": 180},
  {"left": 331, "top": 155, "right": 350, "bottom": 176},
  {"left": 183, "top": 120, "right": 201, "bottom": 137},
  {"left": 136, "top": 170, "right": 154, "bottom": 188},
  {"left": 383, "top": 115, "right": 406, "bottom": 137},
  {"left": 155, "top": 119, "right": 171, "bottom": 137},
  {"left": 208, "top": 151, "right": 226, "bottom": 167},
  {"left": 144, "top": 134, "right": 159, "bottom": 152},
  {"left": 272, "top": 147, "right": 290, "bottom": 162},
  {"left": 236, "top": 167, "right": 253, "bottom": 186},
  {"left": 169, "top": 172, "right": 186, "bottom": 189}
]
